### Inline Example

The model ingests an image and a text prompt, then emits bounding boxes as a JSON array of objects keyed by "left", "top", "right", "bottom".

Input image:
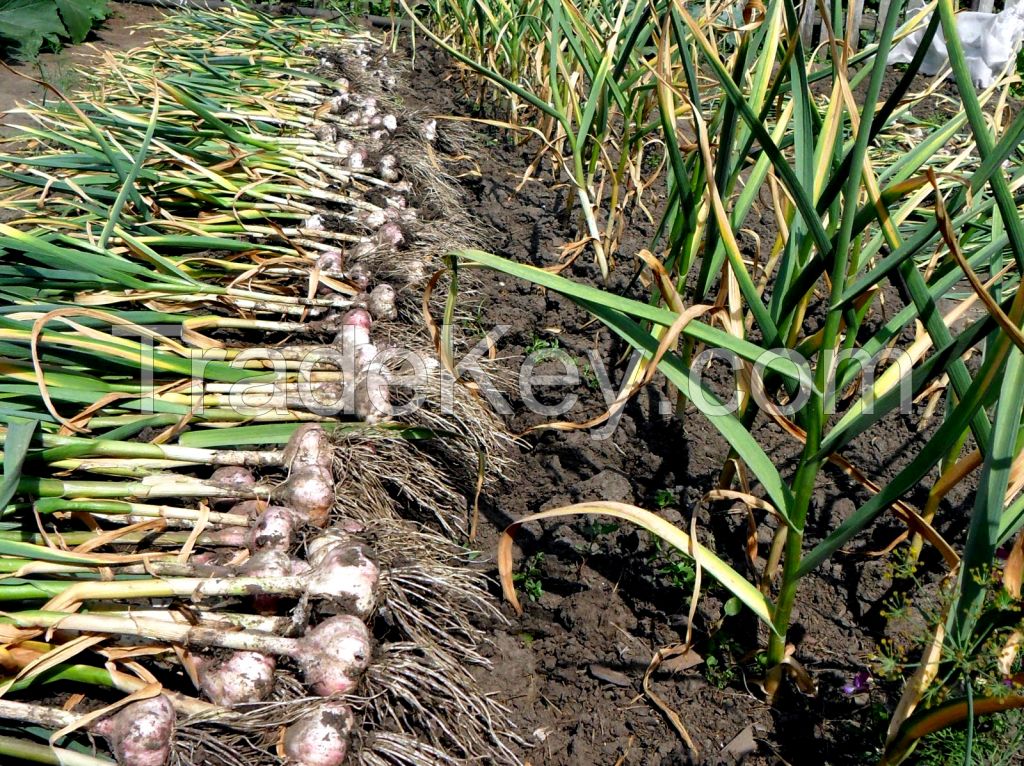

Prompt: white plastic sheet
[{"left": 887, "top": 1, "right": 1024, "bottom": 87}]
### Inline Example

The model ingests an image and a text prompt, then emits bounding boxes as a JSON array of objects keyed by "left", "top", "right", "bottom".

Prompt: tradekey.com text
[{"left": 120, "top": 324, "right": 916, "bottom": 440}]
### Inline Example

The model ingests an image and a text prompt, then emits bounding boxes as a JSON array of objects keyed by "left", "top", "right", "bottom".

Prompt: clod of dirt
[
  {"left": 572, "top": 469, "right": 635, "bottom": 504},
  {"left": 721, "top": 725, "right": 758, "bottom": 762},
  {"left": 588, "top": 664, "right": 632, "bottom": 688},
  {"left": 557, "top": 589, "right": 638, "bottom": 645}
]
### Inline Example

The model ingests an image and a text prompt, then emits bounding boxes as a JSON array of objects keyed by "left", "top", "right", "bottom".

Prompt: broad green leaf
[
  {"left": 178, "top": 422, "right": 438, "bottom": 448},
  {"left": 581, "top": 296, "right": 794, "bottom": 521},
  {"left": 800, "top": 342, "right": 1009, "bottom": 578},
  {"left": 54, "top": 0, "right": 108, "bottom": 44},
  {"left": 0, "top": 0, "right": 66, "bottom": 59},
  {"left": 0, "top": 418, "right": 36, "bottom": 510},
  {"left": 0, "top": 538, "right": 130, "bottom": 565},
  {"left": 178, "top": 423, "right": 303, "bottom": 448},
  {"left": 950, "top": 348, "right": 1024, "bottom": 640}
]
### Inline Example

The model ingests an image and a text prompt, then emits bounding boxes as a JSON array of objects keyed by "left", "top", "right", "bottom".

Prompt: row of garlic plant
[
  {"left": 412, "top": 0, "right": 1024, "bottom": 760},
  {"left": 406, "top": 0, "right": 676, "bottom": 277},
  {"left": 0, "top": 6, "right": 516, "bottom": 766}
]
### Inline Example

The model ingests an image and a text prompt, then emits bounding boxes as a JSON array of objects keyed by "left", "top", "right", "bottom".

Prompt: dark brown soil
[{"left": 399, "top": 44, "right": 983, "bottom": 766}]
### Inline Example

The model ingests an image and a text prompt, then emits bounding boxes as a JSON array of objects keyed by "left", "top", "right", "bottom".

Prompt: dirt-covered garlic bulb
[
  {"left": 227, "top": 498, "right": 269, "bottom": 520},
  {"left": 196, "top": 650, "right": 277, "bottom": 707},
  {"left": 306, "top": 534, "right": 379, "bottom": 618},
  {"left": 347, "top": 149, "right": 367, "bottom": 170},
  {"left": 401, "top": 256, "right": 428, "bottom": 286},
  {"left": 355, "top": 371, "right": 391, "bottom": 425},
  {"left": 422, "top": 119, "right": 437, "bottom": 143},
  {"left": 283, "top": 424, "right": 333, "bottom": 472},
  {"left": 360, "top": 208, "right": 387, "bottom": 229},
  {"left": 316, "top": 250, "right": 344, "bottom": 296},
  {"left": 311, "top": 122, "right": 336, "bottom": 143},
  {"left": 348, "top": 239, "right": 375, "bottom": 260},
  {"left": 209, "top": 466, "right": 256, "bottom": 507},
  {"left": 294, "top": 615, "right": 372, "bottom": 696},
  {"left": 317, "top": 249, "right": 343, "bottom": 273},
  {"left": 367, "top": 284, "right": 397, "bottom": 321},
  {"left": 325, "top": 95, "right": 348, "bottom": 114},
  {"left": 334, "top": 138, "right": 354, "bottom": 158},
  {"left": 277, "top": 425, "right": 335, "bottom": 527},
  {"left": 93, "top": 695, "right": 175, "bottom": 766},
  {"left": 334, "top": 308, "right": 377, "bottom": 371},
  {"left": 375, "top": 221, "right": 404, "bottom": 249},
  {"left": 241, "top": 549, "right": 310, "bottom": 578},
  {"left": 347, "top": 261, "right": 372, "bottom": 291},
  {"left": 249, "top": 505, "right": 297, "bottom": 552},
  {"left": 283, "top": 701, "right": 355, "bottom": 766},
  {"left": 377, "top": 154, "right": 399, "bottom": 182},
  {"left": 275, "top": 465, "right": 335, "bottom": 527},
  {"left": 305, "top": 527, "right": 353, "bottom": 563},
  {"left": 242, "top": 549, "right": 309, "bottom": 613}
]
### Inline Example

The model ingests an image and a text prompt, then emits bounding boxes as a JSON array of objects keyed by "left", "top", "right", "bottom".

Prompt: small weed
[
  {"left": 658, "top": 557, "right": 696, "bottom": 589},
  {"left": 704, "top": 634, "right": 741, "bottom": 689},
  {"left": 654, "top": 488, "right": 677, "bottom": 509},
  {"left": 36, "top": 56, "right": 85, "bottom": 104},
  {"left": 880, "top": 591, "right": 911, "bottom": 622},
  {"left": 872, "top": 638, "right": 908, "bottom": 681},
  {"left": 648, "top": 539, "right": 695, "bottom": 589},
  {"left": 915, "top": 708, "right": 1024, "bottom": 766},
  {"left": 703, "top": 654, "right": 733, "bottom": 688},
  {"left": 513, "top": 552, "right": 546, "bottom": 602},
  {"left": 582, "top": 520, "right": 619, "bottom": 540},
  {"left": 315, "top": 0, "right": 395, "bottom": 15},
  {"left": 886, "top": 546, "right": 920, "bottom": 581},
  {"left": 525, "top": 335, "right": 560, "bottom": 361},
  {"left": 990, "top": 586, "right": 1018, "bottom": 613},
  {"left": 579, "top": 359, "right": 600, "bottom": 391},
  {"left": 460, "top": 300, "right": 488, "bottom": 337},
  {"left": 573, "top": 520, "right": 618, "bottom": 556}
]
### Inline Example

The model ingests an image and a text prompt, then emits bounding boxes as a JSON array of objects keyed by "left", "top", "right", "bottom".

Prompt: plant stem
[
  {"left": 0, "top": 659, "right": 219, "bottom": 718},
  {"left": 24, "top": 433, "right": 282, "bottom": 467},
  {"left": 96, "top": 608, "right": 291, "bottom": 634},
  {"left": 33, "top": 498, "right": 251, "bottom": 527},
  {"left": 17, "top": 476, "right": 265, "bottom": 501},
  {"left": 3, "top": 611, "right": 300, "bottom": 656},
  {"left": 0, "top": 700, "right": 79, "bottom": 732},
  {"left": 0, "top": 735, "right": 114, "bottom": 766},
  {"left": 1, "top": 571, "right": 320, "bottom": 610},
  {"left": 768, "top": 0, "right": 904, "bottom": 668}
]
